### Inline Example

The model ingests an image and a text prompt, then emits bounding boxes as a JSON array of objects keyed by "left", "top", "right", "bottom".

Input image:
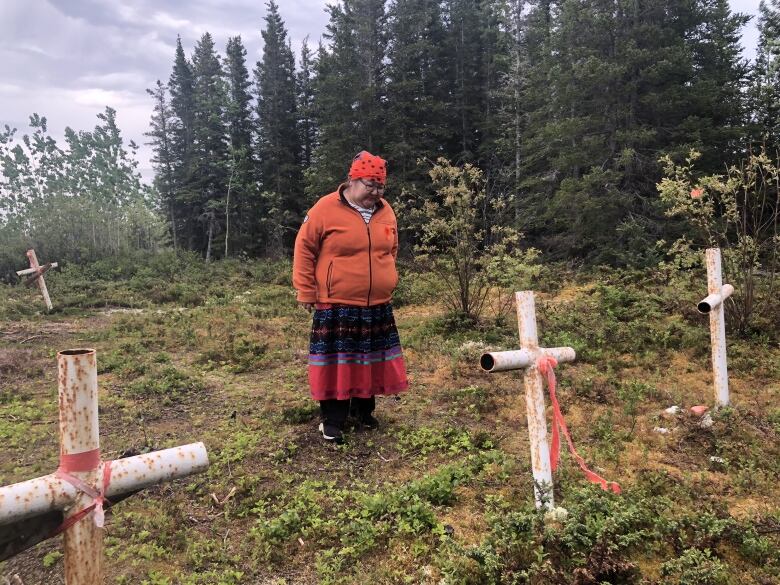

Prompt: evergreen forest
[{"left": 3, "top": 0, "right": 780, "bottom": 270}]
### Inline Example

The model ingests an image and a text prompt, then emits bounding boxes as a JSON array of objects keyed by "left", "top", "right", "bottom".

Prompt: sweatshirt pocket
[
  {"left": 323, "top": 257, "right": 370, "bottom": 302},
  {"left": 326, "top": 260, "right": 334, "bottom": 296},
  {"left": 371, "top": 255, "right": 399, "bottom": 299},
  {"left": 326, "top": 258, "right": 348, "bottom": 298}
]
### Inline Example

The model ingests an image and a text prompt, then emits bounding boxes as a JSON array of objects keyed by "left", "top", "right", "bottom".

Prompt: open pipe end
[
  {"left": 57, "top": 348, "right": 96, "bottom": 357},
  {"left": 480, "top": 353, "right": 495, "bottom": 372},
  {"left": 697, "top": 302, "right": 712, "bottom": 314}
]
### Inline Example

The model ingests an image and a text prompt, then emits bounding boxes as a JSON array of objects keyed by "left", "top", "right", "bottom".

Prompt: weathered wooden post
[
  {"left": 0, "top": 349, "right": 209, "bottom": 583},
  {"left": 16, "top": 249, "right": 58, "bottom": 311},
  {"left": 479, "top": 291, "right": 576, "bottom": 509},
  {"left": 697, "top": 248, "right": 734, "bottom": 407}
]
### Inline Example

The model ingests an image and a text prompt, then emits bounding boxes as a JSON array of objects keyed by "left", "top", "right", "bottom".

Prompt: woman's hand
[{"left": 298, "top": 302, "right": 315, "bottom": 312}]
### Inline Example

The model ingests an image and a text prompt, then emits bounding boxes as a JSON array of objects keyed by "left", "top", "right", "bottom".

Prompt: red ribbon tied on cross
[
  {"left": 537, "top": 355, "right": 621, "bottom": 494},
  {"left": 50, "top": 449, "right": 113, "bottom": 536}
]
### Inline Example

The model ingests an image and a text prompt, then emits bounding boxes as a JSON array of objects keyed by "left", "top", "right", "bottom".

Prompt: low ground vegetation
[{"left": 0, "top": 254, "right": 778, "bottom": 584}]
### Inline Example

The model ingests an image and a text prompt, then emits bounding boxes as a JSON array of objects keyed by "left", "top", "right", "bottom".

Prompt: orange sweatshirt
[{"left": 293, "top": 188, "right": 399, "bottom": 306}]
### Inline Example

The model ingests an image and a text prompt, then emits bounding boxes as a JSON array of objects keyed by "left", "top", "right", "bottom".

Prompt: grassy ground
[{"left": 0, "top": 253, "right": 778, "bottom": 584}]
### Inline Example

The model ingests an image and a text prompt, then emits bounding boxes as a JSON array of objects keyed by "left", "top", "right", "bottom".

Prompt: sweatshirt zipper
[
  {"left": 341, "top": 194, "right": 382, "bottom": 307},
  {"left": 366, "top": 220, "right": 372, "bottom": 307}
]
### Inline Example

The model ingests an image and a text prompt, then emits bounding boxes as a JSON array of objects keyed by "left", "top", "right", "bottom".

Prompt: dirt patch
[
  {"left": 1, "top": 537, "right": 63, "bottom": 585},
  {"left": 549, "top": 283, "right": 597, "bottom": 303},
  {"left": 0, "top": 322, "right": 81, "bottom": 345},
  {"left": 0, "top": 349, "right": 36, "bottom": 377}
]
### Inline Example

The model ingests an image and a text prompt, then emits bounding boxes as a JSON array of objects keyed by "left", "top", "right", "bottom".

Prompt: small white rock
[
  {"left": 699, "top": 414, "right": 714, "bottom": 429},
  {"left": 709, "top": 456, "right": 725, "bottom": 464},
  {"left": 664, "top": 406, "right": 681, "bottom": 415},
  {"left": 653, "top": 426, "right": 670, "bottom": 434},
  {"left": 544, "top": 506, "right": 569, "bottom": 523}
]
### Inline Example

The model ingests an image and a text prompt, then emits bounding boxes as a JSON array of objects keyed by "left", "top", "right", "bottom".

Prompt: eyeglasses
[{"left": 360, "top": 179, "right": 385, "bottom": 192}]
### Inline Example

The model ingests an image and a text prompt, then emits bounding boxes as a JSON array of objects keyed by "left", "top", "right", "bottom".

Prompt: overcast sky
[{"left": 0, "top": 0, "right": 765, "bottom": 184}]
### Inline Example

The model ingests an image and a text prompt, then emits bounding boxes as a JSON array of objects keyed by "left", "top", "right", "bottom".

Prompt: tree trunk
[
  {"left": 225, "top": 160, "right": 236, "bottom": 259},
  {"left": 460, "top": 18, "right": 467, "bottom": 156},
  {"left": 205, "top": 213, "right": 214, "bottom": 263},
  {"left": 513, "top": 0, "right": 524, "bottom": 217},
  {"left": 170, "top": 201, "right": 178, "bottom": 251}
]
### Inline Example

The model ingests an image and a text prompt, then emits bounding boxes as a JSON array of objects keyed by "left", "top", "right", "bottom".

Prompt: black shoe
[
  {"left": 319, "top": 422, "right": 344, "bottom": 444},
  {"left": 359, "top": 413, "right": 379, "bottom": 430}
]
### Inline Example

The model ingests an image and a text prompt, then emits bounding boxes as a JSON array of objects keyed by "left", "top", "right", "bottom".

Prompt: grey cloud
[{"left": 1, "top": 0, "right": 332, "bottom": 183}]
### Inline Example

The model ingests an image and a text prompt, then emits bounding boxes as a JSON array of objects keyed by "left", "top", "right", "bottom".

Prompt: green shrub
[
  {"left": 42, "top": 550, "right": 63, "bottom": 568},
  {"left": 126, "top": 365, "right": 204, "bottom": 401},
  {"left": 660, "top": 548, "right": 730, "bottom": 585},
  {"left": 281, "top": 404, "right": 319, "bottom": 424}
]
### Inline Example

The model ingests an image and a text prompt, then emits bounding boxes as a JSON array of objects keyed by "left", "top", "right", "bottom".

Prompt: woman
[{"left": 293, "top": 151, "right": 409, "bottom": 443}]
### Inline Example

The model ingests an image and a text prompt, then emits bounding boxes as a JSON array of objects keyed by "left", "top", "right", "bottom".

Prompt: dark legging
[{"left": 320, "top": 396, "right": 375, "bottom": 428}]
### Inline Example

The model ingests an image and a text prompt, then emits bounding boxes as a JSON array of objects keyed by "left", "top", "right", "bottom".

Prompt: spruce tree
[
  {"left": 384, "top": 0, "right": 450, "bottom": 189},
  {"left": 255, "top": 0, "right": 302, "bottom": 251},
  {"left": 352, "top": 0, "right": 387, "bottom": 152},
  {"left": 492, "top": 0, "right": 529, "bottom": 203},
  {"left": 297, "top": 38, "right": 316, "bottom": 174},
  {"left": 685, "top": 0, "right": 750, "bottom": 168},
  {"left": 512, "top": 0, "right": 557, "bottom": 234},
  {"left": 308, "top": 23, "right": 359, "bottom": 196},
  {"left": 145, "top": 80, "right": 178, "bottom": 249},
  {"left": 443, "top": 0, "right": 487, "bottom": 162},
  {"left": 191, "top": 32, "right": 230, "bottom": 259},
  {"left": 308, "top": 0, "right": 386, "bottom": 197},
  {"left": 476, "top": 0, "right": 513, "bottom": 167},
  {"left": 225, "top": 35, "right": 256, "bottom": 256},
  {"left": 751, "top": 0, "right": 780, "bottom": 150},
  {"left": 168, "top": 36, "right": 196, "bottom": 249},
  {"left": 225, "top": 36, "right": 254, "bottom": 157}
]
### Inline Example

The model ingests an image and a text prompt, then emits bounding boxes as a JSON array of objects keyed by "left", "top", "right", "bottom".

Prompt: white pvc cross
[
  {"left": 16, "top": 249, "right": 58, "bottom": 311},
  {"left": 697, "top": 248, "right": 734, "bottom": 407},
  {"left": 0, "top": 349, "right": 209, "bottom": 584},
  {"left": 479, "top": 291, "right": 575, "bottom": 509}
]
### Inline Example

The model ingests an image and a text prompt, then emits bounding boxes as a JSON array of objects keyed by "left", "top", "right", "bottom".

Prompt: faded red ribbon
[
  {"left": 49, "top": 450, "right": 112, "bottom": 537},
  {"left": 58, "top": 448, "right": 101, "bottom": 472},
  {"left": 537, "top": 355, "right": 621, "bottom": 494}
]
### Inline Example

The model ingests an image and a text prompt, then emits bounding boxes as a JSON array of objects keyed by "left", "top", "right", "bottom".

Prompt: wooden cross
[
  {"left": 16, "top": 249, "right": 58, "bottom": 311},
  {"left": 479, "top": 291, "right": 576, "bottom": 510},
  {"left": 0, "top": 349, "right": 210, "bottom": 584},
  {"left": 697, "top": 248, "right": 734, "bottom": 407}
]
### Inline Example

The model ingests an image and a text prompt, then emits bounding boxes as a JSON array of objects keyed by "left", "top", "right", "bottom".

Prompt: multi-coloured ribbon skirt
[{"left": 308, "top": 302, "right": 409, "bottom": 401}]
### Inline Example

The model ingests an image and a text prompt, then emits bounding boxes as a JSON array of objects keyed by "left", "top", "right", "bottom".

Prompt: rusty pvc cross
[
  {"left": 0, "top": 349, "right": 209, "bottom": 584},
  {"left": 697, "top": 248, "right": 734, "bottom": 407},
  {"left": 479, "top": 291, "right": 575, "bottom": 509},
  {"left": 16, "top": 249, "right": 58, "bottom": 311}
]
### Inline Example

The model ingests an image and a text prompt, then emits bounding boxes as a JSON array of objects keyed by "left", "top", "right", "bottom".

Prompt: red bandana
[{"left": 348, "top": 151, "right": 387, "bottom": 185}]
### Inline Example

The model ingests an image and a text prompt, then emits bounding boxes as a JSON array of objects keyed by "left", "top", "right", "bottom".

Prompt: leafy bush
[
  {"left": 126, "top": 365, "right": 204, "bottom": 402},
  {"left": 407, "top": 158, "right": 540, "bottom": 323},
  {"left": 660, "top": 548, "right": 729, "bottom": 585},
  {"left": 658, "top": 149, "right": 780, "bottom": 335}
]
